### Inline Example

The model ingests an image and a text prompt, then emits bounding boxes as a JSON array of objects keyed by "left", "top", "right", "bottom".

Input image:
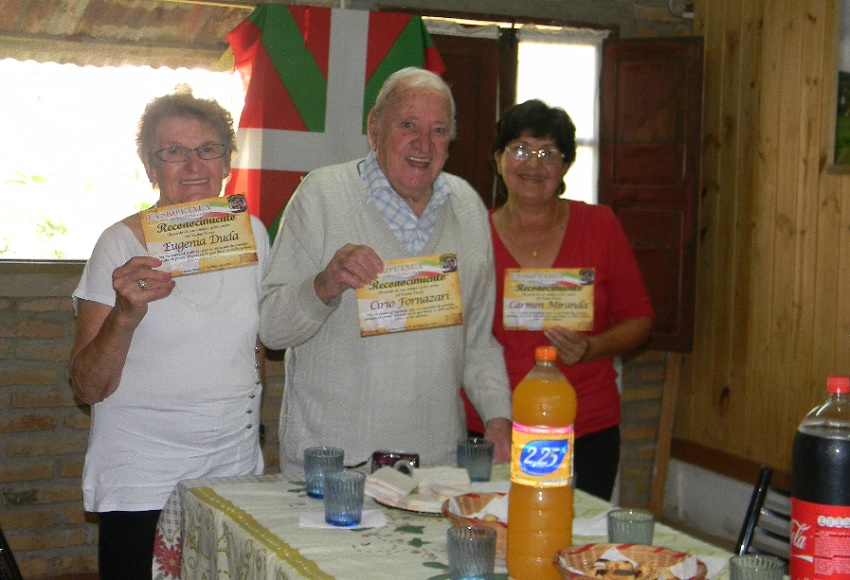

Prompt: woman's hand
[
  {"left": 544, "top": 326, "right": 591, "bottom": 366},
  {"left": 69, "top": 256, "right": 174, "bottom": 404},
  {"left": 544, "top": 316, "right": 654, "bottom": 366},
  {"left": 112, "top": 256, "right": 175, "bottom": 323}
]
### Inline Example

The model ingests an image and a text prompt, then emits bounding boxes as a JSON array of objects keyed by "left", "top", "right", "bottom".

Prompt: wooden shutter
[{"left": 599, "top": 37, "right": 703, "bottom": 352}]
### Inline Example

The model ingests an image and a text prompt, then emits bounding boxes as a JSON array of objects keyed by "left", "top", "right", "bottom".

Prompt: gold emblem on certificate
[
  {"left": 355, "top": 253, "right": 463, "bottom": 337},
  {"left": 503, "top": 268, "right": 594, "bottom": 331},
  {"left": 140, "top": 194, "right": 257, "bottom": 277}
]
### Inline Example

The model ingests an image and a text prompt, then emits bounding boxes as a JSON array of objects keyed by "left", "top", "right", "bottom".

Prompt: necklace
[{"left": 501, "top": 202, "right": 562, "bottom": 258}]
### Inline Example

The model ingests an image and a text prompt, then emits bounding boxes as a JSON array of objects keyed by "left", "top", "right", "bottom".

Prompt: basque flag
[{"left": 224, "top": 5, "right": 445, "bottom": 231}]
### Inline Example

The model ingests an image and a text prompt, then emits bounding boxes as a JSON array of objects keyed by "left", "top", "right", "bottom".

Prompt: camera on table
[{"left": 370, "top": 450, "right": 420, "bottom": 475}]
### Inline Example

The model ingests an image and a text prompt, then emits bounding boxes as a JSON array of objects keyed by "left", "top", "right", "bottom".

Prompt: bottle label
[
  {"left": 790, "top": 497, "right": 850, "bottom": 580},
  {"left": 510, "top": 422, "right": 574, "bottom": 487}
]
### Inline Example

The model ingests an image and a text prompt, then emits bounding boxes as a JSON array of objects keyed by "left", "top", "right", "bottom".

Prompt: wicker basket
[
  {"left": 441, "top": 492, "right": 508, "bottom": 558},
  {"left": 554, "top": 543, "right": 707, "bottom": 580}
]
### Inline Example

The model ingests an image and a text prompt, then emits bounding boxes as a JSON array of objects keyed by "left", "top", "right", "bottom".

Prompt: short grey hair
[{"left": 371, "top": 67, "right": 457, "bottom": 139}]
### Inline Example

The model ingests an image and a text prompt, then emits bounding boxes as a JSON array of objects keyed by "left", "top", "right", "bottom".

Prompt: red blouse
[{"left": 464, "top": 201, "right": 654, "bottom": 438}]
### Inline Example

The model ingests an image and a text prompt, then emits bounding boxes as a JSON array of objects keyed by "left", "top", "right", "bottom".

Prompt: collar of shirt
[{"left": 359, "top": 151, "right": 451, "bottom": 254}]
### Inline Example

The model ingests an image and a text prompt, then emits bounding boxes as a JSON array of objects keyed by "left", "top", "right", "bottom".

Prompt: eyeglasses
[
  {"left": 506, "top": 144, "right": 565, "bottom": 165},
  {"left": 153, "top": 143, "right": 227, "bottom": 163}
]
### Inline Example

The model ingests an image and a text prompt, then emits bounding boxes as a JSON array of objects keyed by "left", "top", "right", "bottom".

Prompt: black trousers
[
  {"left": 98, "top": 510, "right": 161, "bottom": 580},
  {"left": 574, "top": 426, "right": 620, "bottom": 501}
]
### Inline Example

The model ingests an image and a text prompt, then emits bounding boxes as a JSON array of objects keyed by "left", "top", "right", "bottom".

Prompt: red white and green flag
[{"left": 224, "top": 5, "right": 445, "bottom": 230}]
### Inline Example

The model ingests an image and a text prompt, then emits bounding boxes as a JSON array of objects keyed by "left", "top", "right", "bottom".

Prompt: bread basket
[
  {"left": 441, "top": 492, "right": 507, "bottom": 558},
  {"left": 554, "top": 543, "right": 707, "bottom": 580}
]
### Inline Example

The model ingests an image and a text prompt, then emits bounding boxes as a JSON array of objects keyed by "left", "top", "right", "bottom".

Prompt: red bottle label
[{"left": 791, "top": 497, "right": 850, "bottom": 579}]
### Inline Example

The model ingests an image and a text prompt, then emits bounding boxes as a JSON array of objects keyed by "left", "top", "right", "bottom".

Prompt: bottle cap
[
  {"left": 826, "top": 375, "right": 850, "bottom": 394},
  {"left": 535, "top": 346, "right": 557, "bottom": 362}
]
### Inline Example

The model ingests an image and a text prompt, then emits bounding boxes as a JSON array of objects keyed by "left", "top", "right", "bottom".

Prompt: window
[
  {"left": 516, "top": 28, "right": 607, "bottom": 204},
  {"left": 2, "top": 22, "right": 604, "bottom": 260},
  {"left": 0, "top": 59, "right": 243, "bottom": 260}
]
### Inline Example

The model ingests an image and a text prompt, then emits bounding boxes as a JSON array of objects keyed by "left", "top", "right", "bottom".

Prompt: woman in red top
[{"left": 464, "top": 99, "right": 654, "bottom": 500}]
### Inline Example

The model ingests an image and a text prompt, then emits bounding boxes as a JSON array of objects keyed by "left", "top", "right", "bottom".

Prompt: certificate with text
[
  {"left": 141, "top": 194, "right": 257, "bottom": 277},
  {"left": 503, "top": 268, "right": 594, "bottom": 331},
  {"left": 355, "top": 253, "right": 463, "bottom": 337}
]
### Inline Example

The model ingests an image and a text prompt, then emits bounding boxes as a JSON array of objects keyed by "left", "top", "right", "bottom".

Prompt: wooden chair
[
  {"left": 735, "top": 467, "right": 791, "bottom": 563},
  {"left": 0, "top": 523, "right": 23, "bottom": 580}
]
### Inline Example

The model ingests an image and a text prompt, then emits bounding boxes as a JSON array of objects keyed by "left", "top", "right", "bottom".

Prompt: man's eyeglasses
[
  {"left": 506, "top": 144, "right": 565, "bottom": 165},
  {"left": 153, "top": 143, "right": 227, "bottom": 163}
]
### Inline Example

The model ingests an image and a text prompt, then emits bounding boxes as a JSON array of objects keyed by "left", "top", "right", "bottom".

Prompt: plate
[{"left": 554, "top": 543, "right": 707, "bottom": 580}]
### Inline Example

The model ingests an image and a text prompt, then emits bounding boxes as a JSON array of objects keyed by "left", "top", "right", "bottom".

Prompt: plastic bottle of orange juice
[{"left": 506, "top": 345, "right": 577, "bottom": 580}]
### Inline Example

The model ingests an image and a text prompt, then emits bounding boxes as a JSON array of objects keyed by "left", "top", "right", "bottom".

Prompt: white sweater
[{"left": 260, "top": 159, "right": 511, "bottom": 472}]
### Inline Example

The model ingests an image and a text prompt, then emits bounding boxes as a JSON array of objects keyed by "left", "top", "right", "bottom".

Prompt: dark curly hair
[
  {"left": 491, "top": 99, "right": 577, "bottom": 200},
  {"left": 492, "top": 99, "right": 577, "bottom": 166}
]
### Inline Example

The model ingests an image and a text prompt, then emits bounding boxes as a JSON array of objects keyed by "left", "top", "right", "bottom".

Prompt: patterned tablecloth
[{"left": 152, "top": 464, "right": 733, "bottom": 580}]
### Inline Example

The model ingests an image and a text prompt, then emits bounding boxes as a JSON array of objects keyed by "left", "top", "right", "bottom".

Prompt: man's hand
[
  {"left": 484, "top": 417, "right": 512, "bottom": 464},
  {"left": 314, "top": 243, "right": 383, "bottom": 304}
]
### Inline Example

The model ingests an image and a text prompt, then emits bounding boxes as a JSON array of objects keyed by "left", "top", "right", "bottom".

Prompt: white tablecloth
[{"left": 152, "top": 464, "right": 732, "bottom": 579}]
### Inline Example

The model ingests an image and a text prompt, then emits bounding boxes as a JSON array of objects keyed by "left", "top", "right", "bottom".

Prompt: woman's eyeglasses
[
  {"left": 506, "top": 144, "right": 565, "bottom": 165},
  {"left": 153, "top": 143, "right": 227, "bottom": 163}
]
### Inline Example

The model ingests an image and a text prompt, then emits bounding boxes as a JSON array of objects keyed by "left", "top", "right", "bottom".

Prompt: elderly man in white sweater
[{"left": 260, "top": 67, "right": 512, "bottom": 473}]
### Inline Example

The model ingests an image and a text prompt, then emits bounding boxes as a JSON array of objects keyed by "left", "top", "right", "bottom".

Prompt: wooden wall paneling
[
  {"left": 676, "top": 0, "right": 850, "bottom": 478},
  {"left": 811, "top": 1, "right": 843, "bottom": 394},
  {"left": 713, "top": 0, "right": 746, "bottom": 451},
  {"left": 766, "top": 0, "right": 805, "bottom": 466},
  {"left": 836, "top": 178, "right": 850, "bottom": 376},
  {"left": 796, "top": 0, "right": 838, "bottom": 432},
  {"left": 742, "top": 0, "right": 780, "bottom": 464},
  {"left": 728, "top": 0, "right": 763, "bottom": 445},
  {"left": 683, "top": 0, "right": 727, "bottom": 449}
]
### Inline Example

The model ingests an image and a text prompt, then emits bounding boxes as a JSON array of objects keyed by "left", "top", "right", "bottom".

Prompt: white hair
[{"left": 371, "top": 67, "right": 457, "bottom": 139}]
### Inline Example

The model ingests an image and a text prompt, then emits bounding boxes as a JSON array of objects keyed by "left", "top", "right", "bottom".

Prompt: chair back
[
  {"left": 735, "top": 467, "right": 791, "bottom": 562},
  {"left": 0, "top": 523, "right": 23, "bottom": 580}
]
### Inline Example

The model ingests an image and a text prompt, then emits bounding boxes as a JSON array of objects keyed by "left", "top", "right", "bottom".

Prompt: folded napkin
[
  {"left": 365, "top": 465, "right": 472, "bottom": 513},
  {"left": 365, "top": 467, "right": 418, "bottom": 498},
  {"left": 411, "top": 466, "right": 471, "bottom": 492},
  {"left": 299, "top": 509, "right": 388, "bottom": 530}
]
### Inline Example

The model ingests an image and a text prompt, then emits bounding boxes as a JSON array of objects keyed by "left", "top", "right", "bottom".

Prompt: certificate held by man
[
  {"left": 355, "top": 253, "right": 463, "bottom": 337},
  {"left": 140, "top": 194, "right": 257, "bottom": 277}
]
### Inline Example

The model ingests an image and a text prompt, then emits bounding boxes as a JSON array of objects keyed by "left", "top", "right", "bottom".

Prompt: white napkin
[
  {"left": 572, "top": 510, "right": 610, "bottom": 536},
  {"left": 448, "top": 493, "right": 508, "bottom": 522},
  {"left": 299, "top": 509, "right": 388, "bottom": 529},
  {"left": 700, "top": 556, "right": 729, "bottom": 579}
]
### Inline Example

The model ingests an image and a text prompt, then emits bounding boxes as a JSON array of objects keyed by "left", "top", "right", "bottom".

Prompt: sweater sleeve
[
  {"left": 259, "top": 172, "right": 341, "bottom": 350},
  {"left": 449, "top": 178, "right": 512, "bottom": 424}
]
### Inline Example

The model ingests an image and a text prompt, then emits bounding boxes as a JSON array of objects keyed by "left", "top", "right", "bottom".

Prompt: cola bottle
[{"left": 791, "top": 375, "right": 850, "bottom": 580}]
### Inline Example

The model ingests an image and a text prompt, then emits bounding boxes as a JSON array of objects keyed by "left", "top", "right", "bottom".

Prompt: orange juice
[{"left": 506, "top": 346, "right": 577, "bottom": 580}]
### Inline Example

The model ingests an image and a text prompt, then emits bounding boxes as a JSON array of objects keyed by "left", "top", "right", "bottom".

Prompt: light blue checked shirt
[{"left": 359, "top": 151, "right": 451, "bottom": 254}]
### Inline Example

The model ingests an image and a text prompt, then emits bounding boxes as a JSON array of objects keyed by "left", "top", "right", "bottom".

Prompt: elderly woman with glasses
[
  {"left": 68, "top": 86, "right": 269, "bottom": 579},
  {"left": 462, "top": 99, "right": 654, "bottom": 500}
]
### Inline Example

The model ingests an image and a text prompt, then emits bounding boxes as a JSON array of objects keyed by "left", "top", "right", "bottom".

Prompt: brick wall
[{"left": 0, "top": 261, "right": 669, "bottom": 577}]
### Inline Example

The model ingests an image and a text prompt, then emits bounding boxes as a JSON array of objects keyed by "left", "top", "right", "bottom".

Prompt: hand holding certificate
[
  {"left": 140, "top": 194, "right": 257, "bottom": 277},
  {"left": 355, "top": 253, "right": 464, "bottom": 337}
]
